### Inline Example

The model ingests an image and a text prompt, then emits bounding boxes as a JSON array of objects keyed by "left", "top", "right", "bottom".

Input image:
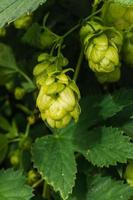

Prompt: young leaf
[
  {"left": 0, "top": 134, "right": 8, "bottom": 163},
  {"left": 87, "top": 175, "right": 133, "bottom": 200},
  {"left": 0, "top": 168, "right": 33, "bottom": 200},
  {"left": 32, "top": 135, "right": 77, "bottom": 200},
  {"left": 0, "top": 0, "right": 47, "bottom": 28},
  {"left": 0, "top": 43, "right": 18, "bottom": 84},
  {"left": 82, "top": 127, "right": 133, "bottom": 167}
]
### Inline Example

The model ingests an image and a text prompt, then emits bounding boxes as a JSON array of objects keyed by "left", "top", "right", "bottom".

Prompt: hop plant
[
  {"left": 33, "top": 53, "right": 81, "bottom": 128},
  {"left": 101, "top": 1, "right": 133, "bottom": 31},
  {"left": 14, "top": 13, "right": 33, "bottom": 29},
  {"left": 80, "top": 20, "right": 123, "bottom": 74},
  {"left": 124, "top": 161, "right": 133, "bottom": 187},
  {"left": 95, "top": 67, "right": 121, "bottom": 84},
  {"left": 122, "top": 31, "right": 133, "bottom": 66}
]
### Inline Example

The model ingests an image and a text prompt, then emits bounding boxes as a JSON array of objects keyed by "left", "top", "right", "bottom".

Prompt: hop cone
[
  {"left": 95, "top": 67, "right": 121, "bottom": 84},
  {"left": 14, "top": 14, "right": 33, "bottom": 29},
  {"left": 80, "top": 21, "right": 122, "bottom": 73},
  {"left": 33, "top": 53, "right": 81, "bottom": 128},
  {"left": 101, "top": 1, "right": 133, "bottom": 31}
]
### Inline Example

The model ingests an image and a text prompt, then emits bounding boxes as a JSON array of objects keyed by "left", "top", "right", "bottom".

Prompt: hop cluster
[
  {"left": 80, "top": 20, "right": 123, "bottom": 83},
  {"left": 33, "top": 53, "right": 81, "bottom": 128},
  {"left": 101, "top": 2, "right": 133, "bottom": 31}
]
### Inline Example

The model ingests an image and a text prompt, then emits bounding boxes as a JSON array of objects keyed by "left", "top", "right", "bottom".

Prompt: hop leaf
[
  {"left": 87, "top": 175, "right": 133, "bottom": 200},
  {"left": 32, "top": 135, "right": 77, "bottom": 200},
  {"left": 0, "top": 169, "right": 33, "bottom": 200}
]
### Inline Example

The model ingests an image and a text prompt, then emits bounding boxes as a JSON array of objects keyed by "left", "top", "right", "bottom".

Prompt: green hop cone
[
  {"left": 27, "top": 169, "right": 40, "bottom": 185},
  {"left": 36, "top": 73, "right": 80, "bottom": 129},
  {"left": 85, "top": 33, "right": 120, "bottom": 73},
  {"left": 0, "top": 27, "right": 6, "bottom": 37},
  {"left": 10, "top": 149, "right": 20, "bottom": 166},
  {"left": 101, "top": 1, "right": 133, "bottom": 31},
  {"left": 80, "top": 21, "right": 103, "bottom": 43},
  {"left": 14, "top": 87, "right": 25, "bottom": 100},
  {"left": 14, "top": 13, "right": 33, "bottom": 29},
  {"left": 95, "top": 67, "right": 121, "bottom": 84},
  {"left": 124, "top": 160, "right": 133, "bottom": 187},
  {"left": 34, "top": 53, "right": 81, "bottom": 129},
  {"left": 80, "top": 20, "right": 122, "bottom": 73}
]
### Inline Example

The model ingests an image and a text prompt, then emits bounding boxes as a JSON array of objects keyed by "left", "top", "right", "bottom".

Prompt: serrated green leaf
[
  {"left": 32, "top": 135, "right": 77, "bottom": 200},
  {"left": 87, "top": 175, "right": 133, "bottom": 200},
  {"left": 0, "top": 43, "right": 18, "bottom": 84},
  {"left": 0, "top": 0, "right": 47, "bottom": 28},
  {"left": 99, "top": 89, "right": 133, "bottom": 119},
  {"left": 0, "top": 168, "right": 33, "bottom": 200},
  {"left": 84, "top": 127, "right": 133, "bottom": 167},
  {"left": 113, "top": 0, "right": 133, "bottom": 5},
  {"left": 0, "top": 134, "right": 8, "bottom": 163}
]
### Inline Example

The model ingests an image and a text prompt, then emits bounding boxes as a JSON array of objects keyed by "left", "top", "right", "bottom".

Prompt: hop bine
[
  {"left": 33, "top": 53, "right": 81, "bottom": 129},
  {"left": 80, "top": 20, "right": 123, "bottom": 83}
]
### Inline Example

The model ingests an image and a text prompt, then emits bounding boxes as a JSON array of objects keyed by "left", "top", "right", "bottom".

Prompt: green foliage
[
  {"left": 87, "top": 175, "right": 133, "bottom": 200},
  {"left": 0, "top": 43, "right": 18, "bottom": 84},
  {"left": 0, "top": 0, "right": 133, "bottom": 200},
  {"left": 83, "top": 127, "right": 133, "bottom": 167},
  {"left": 98, "top": 89, "right": 133, "bottom": 119},
  {"left": 32, "top": 135, "right": 77, "bottom": 200},
  {"left": 0, "top": 134, "right": 8, "bottom": 163},
  {"left": 22, "top": 23, "right": 42, "bottom": 48},
  {"left": 113, "top": 0, "right": 133, "bottom": 5},
  {"left": 0, "top": 169, "right": 33, "bottom": 200},
  {"left": 0, "top": 0, "right": 47, "bottom": 28}
]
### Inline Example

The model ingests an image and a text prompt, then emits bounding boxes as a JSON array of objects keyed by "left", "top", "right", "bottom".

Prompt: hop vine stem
[
  {"left": 62, "top": 7, "right": 102, "bottom": 40},
  {"left": 73, "top": 48, "right": 84, "bottom": 81},
  {"left": 17, "top": 68, "right": 35, "bottom": 88}
]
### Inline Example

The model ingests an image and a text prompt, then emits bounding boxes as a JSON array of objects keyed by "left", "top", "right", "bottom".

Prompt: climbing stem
[
  {"left": 42, "top": 181, "right": 50, "bottom": 200},
  {"left": 17, "top": 68, "right": 35, "bottom": 88},
  {"left": 62, "top": 7, "right": 102, "bottom": 40},
  {"left": 73, "top": 48, "right": 84, "bottom": 81}
]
